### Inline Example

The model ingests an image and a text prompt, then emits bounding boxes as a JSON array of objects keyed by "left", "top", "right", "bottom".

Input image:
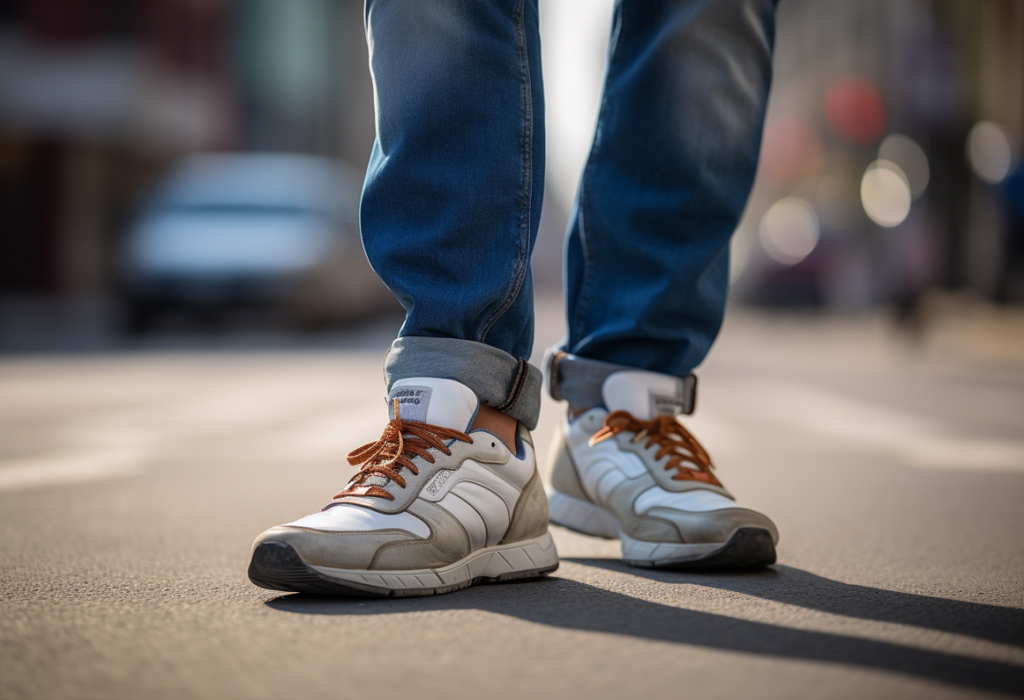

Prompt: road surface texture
[{"left": 3, "top": 295, "right": 1024, "bottom": 699}]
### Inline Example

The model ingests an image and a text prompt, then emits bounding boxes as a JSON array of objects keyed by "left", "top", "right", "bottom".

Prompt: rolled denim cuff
[
  {"left": 384, "top": 336, "right": 543, "bottom": 430},
  {"left": 543, "top": 348, "right": 697, "bottom": 415}
]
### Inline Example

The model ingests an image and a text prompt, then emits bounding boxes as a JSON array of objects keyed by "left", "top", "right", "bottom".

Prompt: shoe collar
[
  {"left": 389, "top": 377, "right": 478, "bottom": 431},
  {"left": 602, "top": 370, "right": 692, "bottom": 421}
]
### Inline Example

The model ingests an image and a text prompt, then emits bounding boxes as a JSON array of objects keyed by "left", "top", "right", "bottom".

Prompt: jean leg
[
  {"left": 361, "top": 0, "right": 544, "bottom": 362},
  {"left": 563, "top": 0, "right": 777, "bottom": 377}
]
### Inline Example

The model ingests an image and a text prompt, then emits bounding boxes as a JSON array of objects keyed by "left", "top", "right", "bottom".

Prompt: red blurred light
[
  {"left": 824, "top": 77, "right": 886, "bottom": 145},
  {"left": 759, "top": 115, "right": 825, "bottom": 182}
]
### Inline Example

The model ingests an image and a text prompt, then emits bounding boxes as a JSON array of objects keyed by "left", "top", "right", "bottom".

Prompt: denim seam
[
  {"left": 547, "top": 350, "right": 567, "bottom": 402},
  {"left": 571, "top": 3, "right": 624, "bottom": 349},
  {"left": 479, "top": 0, "right": 532, "bottom": 345},
  {"left": 496, "top": 357, "right": 529, "bottom": 412}
]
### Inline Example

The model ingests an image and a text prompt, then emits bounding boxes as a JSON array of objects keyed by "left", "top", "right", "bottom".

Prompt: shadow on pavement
[
  {"left": 266, "top": 563, "right": 1024, "bottom": 697},
  {"left": 569, "top": 559, "right": 1024, "bottom": 649}
]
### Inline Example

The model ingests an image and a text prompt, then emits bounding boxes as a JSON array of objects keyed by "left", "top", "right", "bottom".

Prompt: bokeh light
[
  {"left": 861, "top": 160, "right": 912, "bottom": 227},
  {"left": 759, "top": 115, "right": 825, "bottom": 182},
  {"left": 824, "top": 77, "right": 886, "bottom": 145},
  {"left": 815, "top": 171, "right": 862, "bottom": 231},
  {"left": 759, "top": 197, "right": 820, "bottom": 265},
  {"left": 967, "top": 121, "right": 1014, "bottom": 184},
  {"left": 878, "top": 134, "right": 929, "bottom": 198}
]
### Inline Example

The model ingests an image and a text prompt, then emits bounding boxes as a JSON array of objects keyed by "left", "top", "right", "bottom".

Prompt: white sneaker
[
  {"left": 547, "top": 370, "right": 778, "bottom": 569},
  {"left": 249, "top": 377, "right": 558, "bottom": 596}
]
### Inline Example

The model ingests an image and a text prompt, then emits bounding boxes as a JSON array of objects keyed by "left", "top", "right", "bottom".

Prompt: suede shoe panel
[
  {"left": 548, "top": 430, "right": 591, "bottom": 502},
  {"left": 604, "top": 475, "right": 681, "bottom": 542},
  {"left": 501, "top": 470, "right": 549, "bottom": 544},
  {"left": 252, "top": 526, "right": 418, "bottom": 570},
  {"left": 647, "top": 506, "right": 779, "bottom": 544},
  {"left": 369, "top": 500, "right": 472, "bottom": 570}
]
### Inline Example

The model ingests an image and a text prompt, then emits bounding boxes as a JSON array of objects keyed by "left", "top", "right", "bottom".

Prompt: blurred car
[{"left": 118, "top": 152, "right": 393, "bottom": 333}]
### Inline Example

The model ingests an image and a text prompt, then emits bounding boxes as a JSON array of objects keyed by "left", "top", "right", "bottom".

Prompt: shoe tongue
[
  {"left": 602, "top": 370, "right": 687, "bottom": 421},
  {"left": 387, "top": 377, "right": 479, "bottom": 431}
]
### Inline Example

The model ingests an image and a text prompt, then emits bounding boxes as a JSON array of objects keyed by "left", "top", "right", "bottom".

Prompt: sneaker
[
  {"left": 546, "top": 370, "right": 778, "bottom": 569},
  {"left": 248, "top": 377, "right": 558, "bottom": 597}
]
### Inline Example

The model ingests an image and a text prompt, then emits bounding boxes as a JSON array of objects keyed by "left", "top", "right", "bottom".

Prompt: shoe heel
[{"left": 546, "top": 489, "right": 620, "bottom": 540}]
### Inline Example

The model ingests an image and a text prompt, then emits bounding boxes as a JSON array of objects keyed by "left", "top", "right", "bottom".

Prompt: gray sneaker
[
  {"left": 249, "top": 377, "right": 558, "bottom": 597},
  {"left": 547, "top": 370, "right": 778, "bottom": 569}
]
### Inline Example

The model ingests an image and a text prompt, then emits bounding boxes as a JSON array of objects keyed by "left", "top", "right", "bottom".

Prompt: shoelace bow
[
  {"left": 589, "top": 410, "right": 721, "bottom": 485},
  {"left": 335, "top": 399, "right": 473, "bottom": 501}
]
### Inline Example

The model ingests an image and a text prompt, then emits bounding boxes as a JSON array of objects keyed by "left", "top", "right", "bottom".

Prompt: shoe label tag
[
  {"left": 389, "top": 386, "right": 432, "bottom": 422},
  {"left": 650, "top": 392, "right": 686, "bottom": 417}
]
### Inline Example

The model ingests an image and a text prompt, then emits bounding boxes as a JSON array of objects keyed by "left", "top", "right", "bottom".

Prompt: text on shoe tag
[
  {"left": 650, "top": 392, "right": 687, "bottom": 417},
  {"left": 425, "top": 469, "right": 452, "bottom": 496},
  {"left": 388, "top": 386, "right": 433, "bottom": 422}
]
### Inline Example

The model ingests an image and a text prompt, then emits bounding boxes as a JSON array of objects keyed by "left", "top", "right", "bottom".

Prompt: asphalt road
[{"left": 2, "top": 297, "right": 1024, "bottom": 699}]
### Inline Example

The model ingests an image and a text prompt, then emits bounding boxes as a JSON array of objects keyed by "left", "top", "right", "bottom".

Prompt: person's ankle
[{"left": 470, "top": 403, "right": 518, "bottom": 452}]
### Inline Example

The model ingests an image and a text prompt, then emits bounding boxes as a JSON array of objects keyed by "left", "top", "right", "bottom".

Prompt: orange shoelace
[
  {"left": 335, "top": 399, "right": 473, "bottom": 501},
  {"left": 589, "top": 410, "right": 721, "bottom": 485}
]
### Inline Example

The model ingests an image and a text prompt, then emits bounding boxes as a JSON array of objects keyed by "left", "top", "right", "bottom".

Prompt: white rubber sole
[
  {"left": 250, "top": 531, "right": 559, "bottom": 597},
  {"left": 547, "top": 489, "right": 776, "bottom": 569}
]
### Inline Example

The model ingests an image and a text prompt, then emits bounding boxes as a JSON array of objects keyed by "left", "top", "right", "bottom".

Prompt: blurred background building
[
  {"left": 0, "top": 0, "right": 1021, "bottom": 340},
  {"left": 0, "top": 0, "right": 377, "bottom": 334},
  {"left": 729, "top": 0, "right": 1024, "bottom": 316}
]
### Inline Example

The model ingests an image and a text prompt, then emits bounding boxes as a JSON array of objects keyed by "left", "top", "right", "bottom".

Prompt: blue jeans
[{"left": 361, "top": 0, "right": 777, "bottom": 429}]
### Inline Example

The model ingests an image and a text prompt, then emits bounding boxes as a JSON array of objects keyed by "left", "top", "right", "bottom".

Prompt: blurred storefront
[
  {"left": 0, "top": 0, "right": 1021, "bottom": 316},
  {"left": 0, "top": 0, "right": 373, "bottom": 298},
  {"left": 732, "top": 0, "right": 1024, "bottom": 310}
]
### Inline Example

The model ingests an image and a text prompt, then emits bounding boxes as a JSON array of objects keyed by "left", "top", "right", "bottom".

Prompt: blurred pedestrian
[{"left": 999, "top": 164, "right": 1024, "bottom": 303}]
